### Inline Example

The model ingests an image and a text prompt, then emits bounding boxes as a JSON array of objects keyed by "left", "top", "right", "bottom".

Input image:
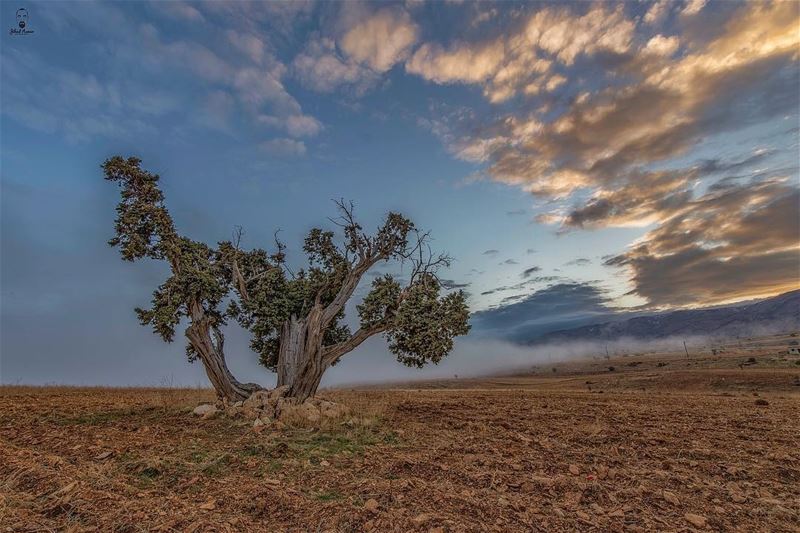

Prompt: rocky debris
[
  {"left": 363, "top": 499, "right": 379, "bottom": 512},
  {"left": 192, "top": 404, "right": 218, "bottom": 418},
  {"left": 194, "top": 388, "right": 349, "bottom": 428},
  {"left": 663, "top": 490, "right": 680, "bottom": 505},
  {"left": 684, "top": 513, "right": 707, "bottom": 528}
]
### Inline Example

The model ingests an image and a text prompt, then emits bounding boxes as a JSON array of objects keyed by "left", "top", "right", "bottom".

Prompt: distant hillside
[{"left": 530, "top": 290, "right": 800, "bottom": 344}]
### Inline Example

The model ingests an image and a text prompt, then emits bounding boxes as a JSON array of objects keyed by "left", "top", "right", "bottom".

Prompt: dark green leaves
[{"left": 384, "top": 277, "right": 470, "bottom": 368}]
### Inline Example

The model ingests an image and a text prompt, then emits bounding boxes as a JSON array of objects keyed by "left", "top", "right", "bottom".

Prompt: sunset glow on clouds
[{"left": 1, "top": 0, "right": 798, "bottom": 383}]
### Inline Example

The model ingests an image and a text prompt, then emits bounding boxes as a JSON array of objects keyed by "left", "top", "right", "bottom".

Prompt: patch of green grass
[{"left": 313, "top": 490, "right": 343, "bottom": 502}]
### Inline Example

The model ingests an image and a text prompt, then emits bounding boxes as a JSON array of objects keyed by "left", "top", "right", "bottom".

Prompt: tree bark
[
  {"left": 275, "top": 313, "right": 387, "bottom": 402},
  {"left": 186, "top": 300, "right": 262, "bottom": 402},
  {"left": 277, "top": 315, "right": 305, "bottom": 388}
]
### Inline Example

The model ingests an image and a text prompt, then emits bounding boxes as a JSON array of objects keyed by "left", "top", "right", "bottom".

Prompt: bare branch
[{"left": 322, "top": 323, "right": 387, "bottom": 366}]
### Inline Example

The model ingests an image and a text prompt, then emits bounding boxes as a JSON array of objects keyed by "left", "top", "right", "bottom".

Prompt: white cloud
[
  {"left": 286, "top": 114, "right": 323, "bottom": 137},
  {"left": 406, "top": 4, "right": 634, "bottom": 102},
  {"left": 292, "top": 37, "right": 379, "bottom": 93},
  {"left": 681, "top": 0, "right": 707, "bottom": 17},
  {"left": 644, "top": 35, "right": 680, "bottom": 57},
  {"left": 644, "top": 0, "right": 671, "bottom": 25},
  {"left": 340, "top": 8, "right": 419, "bottom": 72}
]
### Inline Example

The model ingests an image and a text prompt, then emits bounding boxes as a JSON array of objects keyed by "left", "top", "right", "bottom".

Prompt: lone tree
[{"left": 103, "top": 156, "right": 470, "bottom": 402}]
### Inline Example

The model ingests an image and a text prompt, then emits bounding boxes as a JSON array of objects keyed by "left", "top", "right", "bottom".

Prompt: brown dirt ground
[{"left": 2, "top": 335, "right": 799, "bottom": 532}]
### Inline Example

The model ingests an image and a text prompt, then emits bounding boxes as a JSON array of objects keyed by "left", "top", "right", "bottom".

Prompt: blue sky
[{"left": 1, "top": 1, "right": 798, "bottom": 386}]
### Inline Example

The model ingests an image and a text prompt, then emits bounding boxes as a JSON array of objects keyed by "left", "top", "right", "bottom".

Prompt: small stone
[
  {"left": 663, "top": 490, "right": 680, "bottom": 505},
  {"left": 684, "top": 513, "right": 707, "bottom": 528},
  {"left": 569, "top": 464, "right": 580, "bottom": 475},
  {"left": 412, "top": 513, "right": 432, "bottom": 525},
  {"left": 199, "top": 499, "right": 217, "bottom": 511},
  {"left": 253, "top": 417, "right": 265, "bottom": 427},
  {"left": 192, "top": 404, "right": 217, "bottom": 417},
  {"left": 320, "top": 459, "right": 330, "bottom": 467},
  {"left": 94, "top": 450, "right": 113, "bottom": 460},
  {"left": 364, "top": 498, "right": 379, "bottom": 512},
  {"left": 608, "top": 509, "right": 625, "bottom": 518}
]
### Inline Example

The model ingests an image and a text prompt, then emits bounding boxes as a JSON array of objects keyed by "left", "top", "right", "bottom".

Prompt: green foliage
[
  {"left": 104, "top": 156, "right": 470, "bottom": 375},
  {"left": 381, "top": 275, "right": 470, "bottom": 368}
]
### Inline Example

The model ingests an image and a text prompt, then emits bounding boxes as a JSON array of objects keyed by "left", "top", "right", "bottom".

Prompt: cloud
[
  {"left": 681, "top": 0, "right": 707, "bottom": 17},
  {"left": 417, "top": 1, "right": 799, "bottom": 306},
  {"left": 286, "top": 114, "right": 324, "bottom": 137},
  {"left": 260, "top": 138, "right": 307, "bottom": 157},
  {"left": 440, "top": 279, "right": 470, "bottom": 290},
  {"left": 501, "top": 259, "right": 518, "bottom": 265},
  {"left": 565, "top": 258, "right": 591, "bottom": 267},
  {"left": 340, "top": 8, "right": 419, "bottom": 72},
  {"left": 606, "top": 179, "right": 799, "bottom": 307},
  {"left": 406, "top": 4, "right": 634, "bottom": 102},
  {"left": 644, "top": 0, "right": 671, "bottom": 25},
  {"left": 292, "top": 7, "right": 418, "bottom": 93},
  {"left": 471, "top": 282, "right": 615, "bottom": 341},
  {"left": 521, "top": 266, "right": 541, "bottom": 278},
  {"left": 482, "top": 249, "right": 499, "bottom": 256},
  {"left": 3, "top": 2, "right": 322, "bottom": 149},
  {"left": 292, "top": 37, "right": 380, "bottom": 93},
  {"left": 155, "top": 1, "right": 206, "bottom": 23}
]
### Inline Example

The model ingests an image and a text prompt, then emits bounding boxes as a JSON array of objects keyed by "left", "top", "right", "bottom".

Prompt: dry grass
[{"left": 2, "top": 334, "right": 799, "bottom": 532}]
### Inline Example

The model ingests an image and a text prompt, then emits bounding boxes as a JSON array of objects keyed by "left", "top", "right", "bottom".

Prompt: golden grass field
[{"left": 2, "top": 334, "right": 799, "bottom": 532}]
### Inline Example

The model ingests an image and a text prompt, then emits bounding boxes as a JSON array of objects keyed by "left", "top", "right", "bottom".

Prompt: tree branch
[{"left": 322, "top": 323, "right": 387, "bottom": 366}]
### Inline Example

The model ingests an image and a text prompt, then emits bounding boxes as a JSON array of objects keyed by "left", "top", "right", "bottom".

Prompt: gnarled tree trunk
[
  {"left": 186, "top": 301, "right": 262, "bottom": 402},
  {"left": 276, "top": 307, "right": 330, "bottom": 402}
]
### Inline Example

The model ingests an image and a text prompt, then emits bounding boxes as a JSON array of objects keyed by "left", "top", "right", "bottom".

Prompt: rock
[
  {"left": 232, "top": 401, "right": 244, "bottom": 407},
  {"left": 684, "top": 513, "right": 707, "bottom": 528},
  {"left": 243, "top": 391, "right": 270, "bottom": 410},
  {"left": 663, "top": 490, "right": 680, "bottom": 505},
  {"left": 569, "top": 464, "right": 580, "bottom": 475},
  {"left": 198, "top": 499, "right": 217, "bottom": 511},
  {"left": 412, "top": 513, "right": 432, "bottom": 526},
  {"left": 364, "top": 498, "right": 379, "bottom": 512},
  {"left": 193, "top": 404, "right": 218, "bottom": 417},
  {"left": 272, "top": 421, "right": 286, "bottom": 430},
  {"left": 225, "top": 406, "right": 243, "bottom": 418},
  {"left": 279, "top": 401, "right": 321, "bottom": 424},
  {"left": 253, "top": 417, "right": 265, "bottom": 427}
]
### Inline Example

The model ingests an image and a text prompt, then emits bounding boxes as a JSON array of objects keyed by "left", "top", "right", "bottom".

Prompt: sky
[{"left": 1, "top": 0, "right": 798, "bottom": 387}]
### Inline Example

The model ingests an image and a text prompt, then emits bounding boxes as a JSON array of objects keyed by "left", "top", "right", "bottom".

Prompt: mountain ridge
[{"left": 528, "top": 289, "right": 800, "bottom": 345}]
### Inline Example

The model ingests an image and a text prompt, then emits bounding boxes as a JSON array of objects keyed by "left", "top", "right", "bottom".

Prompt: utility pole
[
  {"left": 605, "top": 344, "right": 610, "bottom": 361},
  {"left": 683, "top": 340, "right": 690, "bottom": 359}
]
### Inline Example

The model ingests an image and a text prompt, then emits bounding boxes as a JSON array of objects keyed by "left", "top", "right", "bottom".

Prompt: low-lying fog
[{"left": 3, "top": 316, "right": 790, "bottom": 388}]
